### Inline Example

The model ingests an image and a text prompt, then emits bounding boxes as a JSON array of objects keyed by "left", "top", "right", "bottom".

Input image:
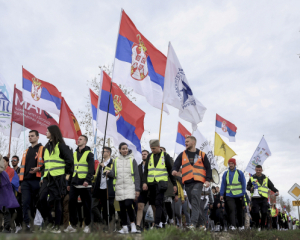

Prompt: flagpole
[
  {"left": 22, "top": 66, "right": 26, "bottom": 151},
  {"left": 8, "top": 84, "right": 16, "bottom": 157}
]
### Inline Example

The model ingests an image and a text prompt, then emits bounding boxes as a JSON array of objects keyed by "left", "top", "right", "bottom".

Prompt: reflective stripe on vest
[
  {"left": 226, "top": 170, "right": 242, "bottom": 195},
  {"left": 147, "top": 152, "right": 168, "bottom": 183},
  {"left": 72, "top": 151, "right": 90, "bottom": 179},
  {"left": 19, "top": 146, "right": 44, "bottom": 181},
  {"left": 244, "top": 194, "right": 248, "bottom": 206},
  {"left": 250, "top": 176, "right": 269, "bottom": 198},
  {"left": 182, "top": 150, "right": 206, "bottom": 184},
  {"left": 43, "top": 143, "right": 65, "bottom": 177},
  {"left": 113, "top": 157, "right": 134, "bottom": 191}
]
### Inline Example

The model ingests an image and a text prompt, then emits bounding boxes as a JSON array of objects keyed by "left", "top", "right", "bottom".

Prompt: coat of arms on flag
[
  {"left": 113, "top": 95, "right": 122, "bottom": 120},
  {"left": 31, "top": 78, "right": 42, "bottom": 101}
]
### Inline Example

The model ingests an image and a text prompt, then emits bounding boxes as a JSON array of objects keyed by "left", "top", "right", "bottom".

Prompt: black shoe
[{"left": 136, "top": 225, "right": 142, "bottom": 233}]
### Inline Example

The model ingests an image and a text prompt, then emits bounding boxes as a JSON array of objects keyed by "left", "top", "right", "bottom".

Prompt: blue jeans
[{"left": 21, "top": 179, "right": 40, "bottom": 225}]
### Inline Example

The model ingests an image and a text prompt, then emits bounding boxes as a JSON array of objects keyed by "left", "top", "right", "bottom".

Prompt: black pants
[
  {"left": 119, "top": 199, "right": 135, "bottom": 226},
  {"left": 15, "top": 193, "right": 23, "bottom": 227},
  {"left": 69, "top": 186, "right": 92, "bottom": 226},
  {"left": 38, "top": 178, "right": 63, "bottom": 226},
  {"left": 99, "top": 189, "right": 115, "bottom": 225},
  {"left": 148, "top": 184, "right": 165, "bottom": 225},
  {"left": 252, "top": 198, "right": 268, "bottom": 229},
  {"left": 272, "top": 217, "right": 277, "bottom": 229},
  {"left": 21, "top": 179, "right": 40, "bottom": 225},
  {"left": 215, "top": 208, "right": 224, "bottom": 225},
  {"left": 226, "top": 196, "right": 243, "bottom": 227},
  {"left": 161, "top": 202, "right": 173, "bottom": 223}
]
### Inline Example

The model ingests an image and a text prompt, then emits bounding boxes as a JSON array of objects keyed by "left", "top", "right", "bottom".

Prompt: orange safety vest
[
  {"left": 182, "top": 150, "right": 206, "bottom": 184},
  {"left": 19, "top": 146, "right": 44, "bottom": 181}
]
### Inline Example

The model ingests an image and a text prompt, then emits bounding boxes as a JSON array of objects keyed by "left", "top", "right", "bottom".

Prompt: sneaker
[
  {"left": 187, "top": 225, "right": 196, "bottom": 231},
  {"left": 64, "top": 225, "right": 77, "bottom": 233},
  {"left": 83, "top": 226, "right": 90, "bottom": 233},
  {"left": 215, "top": 225, "right": 220, "bottom": 232},
  {"left": 155, "top": 224, "right": 162, "bottom": 229},
  {"left": 50, "top": 226, "right": 61, "bottom": 234},
  {"left": 169, "top": 219, "right": 174, "bottom": 225},
  {"left": 15, "top": 226, "right": 22, "bottom": 233},
  {"left": 258, "top": 228, "right": 261, "bottom": 232},
  {"left": 44, "top": 223, "right": 54, "bottom": 232},
  {"left": 131, "top": 223, "right": 137, "bottom": 233},
  {"left": 199, "top": 226, "right": 207, "bottom": 231},
  {"left": 135, "top": 225, "right": 142, "bottom": 233},
  {"left": 118, "top": 226, "right": 129, "bottom": 234},
  {"left": 229, "top": 226, "right": 236, "bottom": 231},
  {"left": 239, "top": 226, "right": 245, "bottom": 231},
  {"left": 224, "top": 227, "right": 228, "bottom": 232}
]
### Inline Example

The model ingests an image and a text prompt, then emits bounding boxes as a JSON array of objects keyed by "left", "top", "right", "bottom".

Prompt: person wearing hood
[
  {"left": 107, "top": 142, "right": 140, "bottom": 234},
  {"left": 64, "top": 135, "right": 94, "bottom": 234},
  {"left": 246, "top": 165, "right": 278, "bottom": 230},
  {"left": 220, "top": 158, "right": 246, "bottom": 231}
]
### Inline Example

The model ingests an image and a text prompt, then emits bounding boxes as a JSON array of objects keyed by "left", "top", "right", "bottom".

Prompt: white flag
[
  {"left": 0, "top": 73, "right": 13, "bottom": 136},
  {"left": 193, "top": 128, "right": 218, "bottom": 171},
  {"left": 245, "top": 136, "right": 271, "bottom": 175},
  {"left": 163, "top": 43, "right": 206, "bottom": 130}
]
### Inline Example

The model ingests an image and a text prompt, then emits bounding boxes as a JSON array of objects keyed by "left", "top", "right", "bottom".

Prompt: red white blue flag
[
  {"left": 215, "top": 114, "right": 237, "bottom": 142},
  {"left": 174, "top": 122, "right": 191, "bottom": 155},
  {"left": 22, "top": 68, "right": 62, "bottom": 115}
]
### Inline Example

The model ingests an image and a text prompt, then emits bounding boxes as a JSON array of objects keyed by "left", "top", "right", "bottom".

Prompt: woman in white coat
[{"left": 107, "top": 142, "right": 140, "bottom": 234}]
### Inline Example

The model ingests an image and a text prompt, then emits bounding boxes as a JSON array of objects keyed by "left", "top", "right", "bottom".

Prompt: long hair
[{"left": 47, "top": 125, "right": 65, "bottom": 153}]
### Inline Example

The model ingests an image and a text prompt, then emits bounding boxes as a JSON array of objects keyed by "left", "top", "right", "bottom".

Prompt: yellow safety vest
[
  {"left": 226, "top": 170, "right": 242, "bottom": 195},
  {"left": 250, "top": 176, "right": 269, "bottom": 198},
  {"left": 43, "top": 143, "right": 65, "bottom": 177},
  {"left": 113, "top": 157, "right": 134, "bottom": 191},
  {"left": 72, "top": 151, "right": 90, "bottom": 179},
  {"left": 147, "top": 152, "right": 168, "bottom": 183},
  {"left": 271, "top": 208, "right": 277, "bottom": 217}
]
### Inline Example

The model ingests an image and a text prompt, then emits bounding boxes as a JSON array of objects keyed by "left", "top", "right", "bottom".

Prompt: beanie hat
[{"left": 228, "top": 158, "right": 236, "bottom": 166}]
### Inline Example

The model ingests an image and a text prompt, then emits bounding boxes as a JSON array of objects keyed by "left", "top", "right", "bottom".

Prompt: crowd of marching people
[{"left": 0, "top": 125, "right": 299, "bottom": 234}]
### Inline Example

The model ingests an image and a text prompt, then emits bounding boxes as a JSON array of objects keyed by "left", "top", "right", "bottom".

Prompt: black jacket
[
  {"left": 41, "top": 141, "right": 73, "bottom": 176},
  {"left": 93, "top": 158, "right": 115, "bottom": 199},
  {"left": 138, "top": 162, "right": 146, "bottom": 190},
  {"left": 246, "top": 174, "right": 278, "bottom": 194},
  {"left": 69, "top": 146, "right": 94, "bottom": 186},
  {"left": 142, "top": 151, "right": 176, "bottom": 186},
  {"left": 172, "top": 148, "right": 212, "bottom": 184},
  {"left": 23, "top": 143, "right": 43, "bottom": 180}
]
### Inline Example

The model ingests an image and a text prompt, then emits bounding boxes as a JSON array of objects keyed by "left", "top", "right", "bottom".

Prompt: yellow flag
[{"left": 214, "top": 132, "right": 236, "bottom": 166}]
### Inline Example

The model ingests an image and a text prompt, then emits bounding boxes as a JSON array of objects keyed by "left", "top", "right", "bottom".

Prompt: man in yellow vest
[
  {"left": 142, "top": 139, "right": 177, "bottom": 229},
  {"left": 247, "top": 165, "right": 278, "bottom": 230},
  {"left": 64, "top": 135, "right": 94, "bottom": 234}
]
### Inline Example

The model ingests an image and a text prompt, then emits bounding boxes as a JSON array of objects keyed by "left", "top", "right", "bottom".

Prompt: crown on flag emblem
[
  {"left": 221, "top": 121, "right": 227, "bottom": 132},
  {"left": 31, "top": 77, "right": 42, "bottom": 101},
  {"left": 131, "top": 34, "right": 149, "bottom": 81},
  {"left": 113, "top": 95, "right": 122, "bottom": 120}
]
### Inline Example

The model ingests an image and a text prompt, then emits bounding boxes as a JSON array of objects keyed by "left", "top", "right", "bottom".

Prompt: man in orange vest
[
  {"left": 172, "top": 136, "right": 212, "bottom": 230},
  {"left": 19, "top": 130, "right": 44, "bottom": 232}
]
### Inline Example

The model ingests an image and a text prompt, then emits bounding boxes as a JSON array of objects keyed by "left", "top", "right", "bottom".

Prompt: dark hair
[
  {"left": 12, "top": 155, "right": 19, "bottom": 161},
  {"left": 3, "top": 156, "right": 10, "bottom": 167},
  {"left": 255, "top": 165, "right": 262, "bottom": 169},
  {"left": 103, "top": 147, "right": 112, "bottom": 155},
  {"left": 160, "top": 147, "right": 166, "bottom": 152},
  {"left": 212, "top": 186, "right": 216, "bottom": 190},
  {"left": 142, "top": 150, "right": 149, "bottom": 154},
  {"left": 47, "top": 125, "right": 65, "bottom": 153},
  {"left": 119, "top": 142, "right": 128, "bottom": 150},
  {"left": 29, "top": 130, "right": 39, "bottom": 136},
  {"left": 80, "top": 135, "right": 88, "bottom": 143},
  {"left": 216, "top": 186, "right": 220, "bottom": 188}
]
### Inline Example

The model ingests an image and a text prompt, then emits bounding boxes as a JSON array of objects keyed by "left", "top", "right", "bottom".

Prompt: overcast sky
[{"left": 1, "top": 1, "right": 300, "bottom": 214}]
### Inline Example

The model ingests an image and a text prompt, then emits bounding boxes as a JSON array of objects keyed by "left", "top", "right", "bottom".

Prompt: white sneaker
[
  {"left": 229, "top": 226, "right": 236, "bottom": 231},
  {"left": 224, "top": 227, "right": 228, "bottom": 232},
  {"left": 159, "top": 222, "right": 163, "bottom": 228},
  {"left": 258, "top": 227, "right": 261, "bottom": 231},
  {"left": 118, "top": 226, "right": 129, "bottom": 234},
  {"left": 199, "top": 226, "right": 206, "bottom": 231},
  {"left": 83, "top": 226, "right": 90, "bottom": 233},
  {"left": 131, "top": 223, "right": 137, "bottom": 233},
  {"left": 50, "top": 226, "right": 61, "bottom": 234},
  {"left": 169, "top": 219, "right": 174, "bottom": 224},
  {"left": 64, "top": 225, "right": 77, "bottom": 233},
  {"left": 15, "top": 226, "right": 22, "bottom": 233},
  {"left": 215, "top": 225, "right": 220, "bottom": 232},
  {"left": 187, "top": 224, "right": 196, "bottom": 231},
  {"left": 239, "top": 226, "right": 245, "bottom": 231}
]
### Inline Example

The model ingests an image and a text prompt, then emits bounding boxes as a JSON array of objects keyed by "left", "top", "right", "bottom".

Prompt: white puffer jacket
[{"left": 109, "top": 152, "right": 140, "bottom": 201}]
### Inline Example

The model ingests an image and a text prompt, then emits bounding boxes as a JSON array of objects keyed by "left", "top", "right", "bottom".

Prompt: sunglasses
[{"left": 11, "top": 160, "right": 18, "bottom": 162}]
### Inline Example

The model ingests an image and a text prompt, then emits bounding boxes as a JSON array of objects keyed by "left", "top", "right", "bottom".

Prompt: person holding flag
[
  {"left": 246, "top": 165, "right": 278, "bottom": 230},
  {"left": 38, "top": 125, "right": 73, "bottom": 233},
  {"left": 220, "top": 158, "right": 246, "bottom": 230},
  {"left": 172, "top": 136, "right": 212, "bottom": 231}
]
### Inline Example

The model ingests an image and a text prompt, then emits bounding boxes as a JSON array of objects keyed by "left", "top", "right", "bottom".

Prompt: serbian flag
[
  {"left": 89, "top": 89, "right": 99, "bottom": 135},
  {"left": 97, "top": 70, "right": 145, "bottom": 163},
  {"left": 5, "top": 166, "right": 19, "bottom": 192},
  {"left": 215, "top": 114, "right": 237, "bottom": 142},
  {"left": 113, "top": 10, "right": 169, "bottom": 114},
  {"left": 174, "top": 122, "right": 191, "bottom": 155},
  {"left": 22, "top": 68, "right": 62, "bottom": 115},
  {"left": 59, "top": 97, "right": 82, "bottom": 140}
]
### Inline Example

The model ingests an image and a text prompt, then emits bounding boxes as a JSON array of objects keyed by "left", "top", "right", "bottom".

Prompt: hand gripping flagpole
[{"left": 100, "top": 8, "right": 123, "bottom": 231}]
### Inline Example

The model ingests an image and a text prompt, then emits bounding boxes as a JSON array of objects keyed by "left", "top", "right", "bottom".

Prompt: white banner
[
  {"left": 245, "top": 136, "right": 271, "bottom": 175},
  {"left": 0, "top": 73, "right": 13, "bottom": 136},
  {"left": 193, "top": 128, "right": 218, "bottom": 171}
]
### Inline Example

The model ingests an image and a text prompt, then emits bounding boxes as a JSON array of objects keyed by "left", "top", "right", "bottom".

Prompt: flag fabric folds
[
  {"left": 163, "top": 43, "right": 206, "bottom": 131},
  {"left": 214, "top": 132, "right": 236, "bottom": 166},
  {"left": 245, "top": 136, "right": 271, "bottom": 175},
  {"left": 97, "top": 70, "right": 145, "bottom": 164},
  {"left": 59, "top": 97, "right": 82, "bottom": 140},
  {"left": 215, "top": 114, "right": 237, "bottom": 142},
  {"left": 89, "top": 89, "right": 99, "bottom": 135},
  {"left": 12, "top": 88, "right": 58, "bottom": 136},
  {"left": 174, "top": 122, "right": 191, "bottom": 155},
  {"left": 193, "top": 129, "right": 219, "bottom": 171},
  {"left": 22, "top": 68, "right": 62, "bottom": 115},
  {"left": 5, "top": 166, "right": 19, "bottom": 192},
  {"left": 113, "top": 10, "right": 168, "bottom": 113},
  {"left": 0, "top": 171, "right": 19, "bottom": 209}
]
